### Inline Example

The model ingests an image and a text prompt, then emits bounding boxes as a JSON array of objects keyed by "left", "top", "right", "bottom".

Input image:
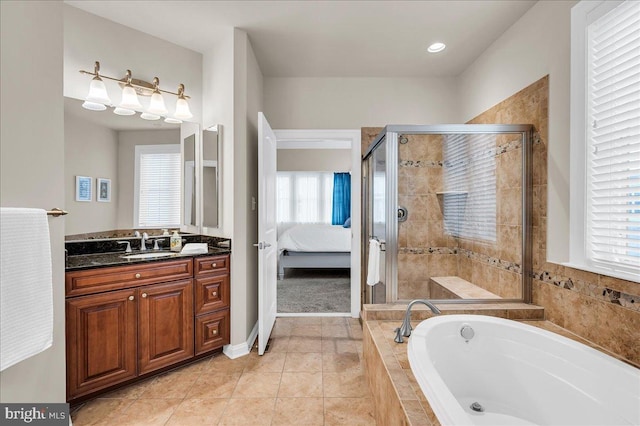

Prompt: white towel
[
  {"left": 1, "top": 208, "right": 53, "bottom": 371},
  {"left": 180, "top": 243, "right": 209, "bottom": 255},
  {"left": 366, "top": 239, "right": 381, "bottom": 286}
]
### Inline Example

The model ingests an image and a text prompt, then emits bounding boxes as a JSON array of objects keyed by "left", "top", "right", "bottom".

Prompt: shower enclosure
[{"left": 362, "top": 125, "right": 532, "bottom": 305}]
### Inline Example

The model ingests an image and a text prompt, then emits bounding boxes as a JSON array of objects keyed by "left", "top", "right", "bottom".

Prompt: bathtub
[{"left": 407, "top": 315, "right": 640, "bottom": 426}]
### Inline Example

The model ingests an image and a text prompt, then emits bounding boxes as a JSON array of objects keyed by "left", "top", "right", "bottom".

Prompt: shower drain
[{"left": 470, "top": 402, "right": 484, "bottom": 413}]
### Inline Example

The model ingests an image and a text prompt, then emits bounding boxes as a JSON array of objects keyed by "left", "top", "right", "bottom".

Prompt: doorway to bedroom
[{"left": 274, "top": 130, "right": 361, "bottom": 316}]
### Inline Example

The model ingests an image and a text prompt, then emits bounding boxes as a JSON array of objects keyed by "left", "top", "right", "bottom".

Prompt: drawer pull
[
  {"left": 142, "top": 293, "right": 147, "bottom": 298},
  {"left": 135, "top": 273, "right": 141, "bottom": 279},
  {"left": 212, "top": 291, "right": 218, "bottom": 297},
  {"left": 211, "top": 329, "right": 218, "bottom": 336},
  {"left": 128, "top": 295, "right": 134, "bottom": 301},
  {"left": 212, "top": 263, "right": 217, "bottom": 268}
]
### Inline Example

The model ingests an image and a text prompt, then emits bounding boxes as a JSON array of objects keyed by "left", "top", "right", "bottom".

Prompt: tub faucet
[{"left": 394, "top": 299, "right": 441, "bottom": 343}]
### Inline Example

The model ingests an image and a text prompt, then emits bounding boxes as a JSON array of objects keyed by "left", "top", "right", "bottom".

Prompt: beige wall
[
  {"left": 0, "top": 0, "right": 66, "bottom": 403},
  {"left": 64, "top": 113, "right": 119, "bottom": 235},
  {"left": 264, "top": 77, "right": 459, "bottom": 129},
  {"left": 457, "top": 0, "right": 576, "bottom": 263},
  {"left": 277, "top": 149, "right": 351, "bottom": 172},
  {"left": 116, "top": 129, "right": 180, "bottom": 229}
]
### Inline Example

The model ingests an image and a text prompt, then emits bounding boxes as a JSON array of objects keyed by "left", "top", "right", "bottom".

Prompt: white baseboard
[{"left": 222, "top": 321, "right": 258, "bottom": 359}]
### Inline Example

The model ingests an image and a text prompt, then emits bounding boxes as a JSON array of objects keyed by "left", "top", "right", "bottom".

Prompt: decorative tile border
[
  {"left": 458, "top": 248, "right": 522, "bottom": 274},
  {"left": 397, "top": 246, "right": 522, "bottom": 273},
  {"left": 532, "top": 270, "right": 639, "bottom": 312},
  {"left": 398, "top": 160, "right": 442, "bottom": 168},
  {"left": 398, "top": 247, "right": 456, "bottom": 255}
]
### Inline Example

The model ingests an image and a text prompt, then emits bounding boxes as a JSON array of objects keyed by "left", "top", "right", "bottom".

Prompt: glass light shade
[
  {"left": 82, "top": 101, "right": 107, "bottom": 111},
  {"left": 164, "top": 117, "right": 182, "bottom": 124},
  {"left": 119, "top": 85, "right": 142, "bottom": 110},
  {"left": 148, "top": 91, "right": 168, "bottom": 115},
  {"left": 85, "top": 76, "right": 112, "bottom": 105},
  {"left": 114, "top": 107, "right": 136, "bottom": 116},
  {"left": 140, "top": 112, "right": 161, "bottom": 121},
  {"left": 174, "top": 97, "right": 193, "bottom": 120}
]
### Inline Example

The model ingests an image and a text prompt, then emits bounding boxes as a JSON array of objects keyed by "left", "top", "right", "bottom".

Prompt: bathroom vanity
[{"left": 65, "top": 250, "right": 230, "bottom": 402}]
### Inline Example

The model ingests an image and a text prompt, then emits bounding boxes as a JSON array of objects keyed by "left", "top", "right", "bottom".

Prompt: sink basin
[{"left": 123, "top": 252, "right": 177, "bottom": 260}]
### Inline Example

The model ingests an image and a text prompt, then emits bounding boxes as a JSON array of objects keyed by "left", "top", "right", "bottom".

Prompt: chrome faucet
[
  {"left": 394, "top": 299, "right": 441, "bottom": 343},
  {"left": 117, "top": 241, "right": 132, "bottom": 253},
  {"left": 140, "top": 232, "right": 149, "bottom": 251}
]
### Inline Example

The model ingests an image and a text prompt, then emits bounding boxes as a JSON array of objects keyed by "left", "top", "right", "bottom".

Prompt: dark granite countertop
[{"left": 66, "top": 247, "right": 231, "bottom": 272}]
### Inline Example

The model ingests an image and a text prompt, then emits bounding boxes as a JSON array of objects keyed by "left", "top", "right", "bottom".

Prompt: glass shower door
[{"left": 370, "top": 138, "right": 387, "bottom": 303}]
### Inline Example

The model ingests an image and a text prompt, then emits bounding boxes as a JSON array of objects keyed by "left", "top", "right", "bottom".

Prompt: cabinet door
[
  {"left": 195, "top": 273, "right": 230, "bottom": 315},
  {"left": 195, "top": 309, "right": 230, "bottom": 355},
  {"left": 138, "top": 279, "right": 194, "bottom": 375},
  {"left": 66, "top": 289, "right": 137, "bottom": 400}
]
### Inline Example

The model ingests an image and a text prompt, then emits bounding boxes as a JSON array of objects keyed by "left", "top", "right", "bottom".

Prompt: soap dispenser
[{"left": 170, "top": 230, "right": 182, "bottom": 252}]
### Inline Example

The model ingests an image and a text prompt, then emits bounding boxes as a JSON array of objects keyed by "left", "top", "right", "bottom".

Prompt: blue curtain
[{"left": 331, "top": 172, "right": 351, "bottom": 225}]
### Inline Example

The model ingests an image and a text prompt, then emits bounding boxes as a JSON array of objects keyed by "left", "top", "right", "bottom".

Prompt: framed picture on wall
[
  {"left": 97, "top": 178, "right": 111, "bottom": 202},
  {"left": 75, "top": 176, "right": 92, "bottom": 202}
]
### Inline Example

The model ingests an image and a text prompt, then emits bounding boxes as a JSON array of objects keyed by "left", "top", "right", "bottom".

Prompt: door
[
  {"left": 66, "top": 289, "right": 137, "bottom": 399},
  {"left": 138, "top": 279, "right": 194, "bottom": 374},
  {"left": 369, "top": 137, "right": 388, "bottom": 303},
  {"left": 257, "top": 112, "right": 278, "bottom": 355}
]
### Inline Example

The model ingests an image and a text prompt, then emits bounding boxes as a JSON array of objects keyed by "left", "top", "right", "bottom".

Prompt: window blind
[
  {"left": 442, "top": 134, "right": 497, "bottom": 242},
  {"left": 276, "top": 172, "right": 333, "bottom": 223},
  {"left": 586, "top": 0, "right": 640, "bottom": 268},
  {"left": 136, "top": 145, "right": 181, "bottom": 227}
]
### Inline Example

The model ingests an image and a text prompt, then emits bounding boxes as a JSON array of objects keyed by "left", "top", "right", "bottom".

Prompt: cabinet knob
[
  {"left": 142, "top": 293, "right": 147, "bottom": 298},
  {"left": 212, "top": 263, "right": 217, "bottom": 268},
  {"left": 211, "top": 329, "right": 218, "bottom": 336},
  {"left": 128, "top": 295, "right": 134, "bottom": 301},
  {"left": 212, "top": 291, "right": 218, "bottom": 297},
  {"left": 135, "top": 273, "right": 141, "bottom": 279}
]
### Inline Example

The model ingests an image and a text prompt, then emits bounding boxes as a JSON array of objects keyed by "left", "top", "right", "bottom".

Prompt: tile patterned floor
[{"left": 71, "top": 317, "right": 376, "bottom": 425}]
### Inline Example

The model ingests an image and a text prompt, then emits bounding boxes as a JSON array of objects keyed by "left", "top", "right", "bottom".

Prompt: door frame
[{"left": 273, "top": 129, "right": 362, "bottom": 318}]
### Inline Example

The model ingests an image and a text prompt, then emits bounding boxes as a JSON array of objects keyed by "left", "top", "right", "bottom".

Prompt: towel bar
[{"left": 47, "top": 208, "right": 68, "bottom": 217}]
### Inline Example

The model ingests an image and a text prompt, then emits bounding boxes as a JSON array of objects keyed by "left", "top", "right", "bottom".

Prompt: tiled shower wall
[
  {"left": 362, "top": 75, "right": 639, "bottom": 365},
  {"left": 469, "top": 76, "right": 639, "bottom": 365}
]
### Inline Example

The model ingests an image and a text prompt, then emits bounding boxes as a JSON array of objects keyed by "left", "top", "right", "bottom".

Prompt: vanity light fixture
[
  {"left": 79, "top": 61, "right": 192, "bottom": 122},
  {"left": 148, "top": 77, "right": 168, "bottom": 115},
  {"left": 118, "top": 70, "right": 142, "bottom": 112},
  {"left": 174, "top": 84, "right": 193, "bottom": 120},
  {"left": 427, "top": 42, "right": 446, "bottom": 53},
  {"left": 140, "top": 112, "right": 161, "bottom": 121},
  {"left": 82, "top": 62, "right": 111, "bottom": 110}
]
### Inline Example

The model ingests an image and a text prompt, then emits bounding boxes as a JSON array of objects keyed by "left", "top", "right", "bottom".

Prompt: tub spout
[{"left": 396, "top": 299, "right": 441, "bottom": 342}]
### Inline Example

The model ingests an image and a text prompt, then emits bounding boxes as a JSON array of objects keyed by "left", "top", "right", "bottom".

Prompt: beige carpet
[{"left": 277, "top": 269, "right": 350, "bottom": 313}]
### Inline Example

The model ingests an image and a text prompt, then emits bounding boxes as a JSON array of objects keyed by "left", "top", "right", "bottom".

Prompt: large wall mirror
[{"left": 64, "top": 97, "right": 182, "bottom": 237}]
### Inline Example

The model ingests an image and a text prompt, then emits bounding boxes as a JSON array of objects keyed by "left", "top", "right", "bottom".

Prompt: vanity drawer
[
  {"left": 195, "top": 274, "right": 230, "bottom": 315},
  {"left": 66, "top": 259, "right": 193, "bottom": 297},
  {"left": 195, "top": 309, "right": 230, "bottom": 355},
  {"left": 194, "top": 255, "right": 230, "bottom": 276}
]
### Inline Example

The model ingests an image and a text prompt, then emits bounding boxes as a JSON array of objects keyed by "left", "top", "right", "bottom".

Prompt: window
[
  {"left": 570, "top": 0, "right": 640, "bottom": 280},
  {"left": 276, "top": 172, "right": 333, "bottom": 224},
  {"left": 134, "top": 144, "right": 181, "bottom": 228},
  {"left": 442, "top": 134, "right": 497, "bottom": 242}
]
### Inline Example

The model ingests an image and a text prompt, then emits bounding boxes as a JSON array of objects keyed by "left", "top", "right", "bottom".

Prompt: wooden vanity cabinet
[
  {"left": 65, "top": 255, "right": 229, "bottom": 402},
  {"left": 194, "top": 255, "right": 231, "bottom": 355},
  {"left": 137, "top": 279, "right": 194, "bottom": 375},
  {"left": 66, "top": 288, "right": 137, "bottom": 399}
]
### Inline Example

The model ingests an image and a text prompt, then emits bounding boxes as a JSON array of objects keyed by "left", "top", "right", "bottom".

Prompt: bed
[{"left": 278, "top": 223, "right": 351, "bottom": 279}]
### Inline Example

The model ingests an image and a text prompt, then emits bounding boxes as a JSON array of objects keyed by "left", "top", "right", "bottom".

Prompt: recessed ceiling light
[{"left": 427, "top": 42, "right": 446, "bottom": 53}]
